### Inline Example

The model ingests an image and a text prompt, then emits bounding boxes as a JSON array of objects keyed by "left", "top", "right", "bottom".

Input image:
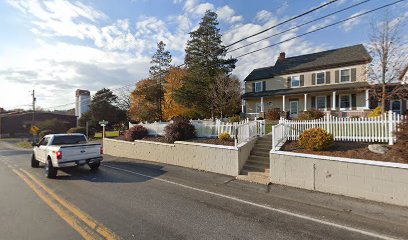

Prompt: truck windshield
[{"left": 51, "top": 135, "right": 87, "bottom": 145}]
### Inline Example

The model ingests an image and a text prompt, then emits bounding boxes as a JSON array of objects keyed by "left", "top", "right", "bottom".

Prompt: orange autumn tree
[
  {"left": 163, "top": 67, "right": 194, "bottom": 120},
  {"left": 129, "top": 78, "right": 161, "bottom": 122}
]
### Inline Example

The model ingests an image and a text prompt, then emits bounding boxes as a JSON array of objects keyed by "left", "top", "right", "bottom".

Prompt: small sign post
[{"left": 99, "top": 120, "right": 109, "bottom": 138}]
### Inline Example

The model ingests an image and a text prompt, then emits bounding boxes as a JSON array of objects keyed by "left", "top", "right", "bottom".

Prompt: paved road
[{"left": 0, "top": 141, "right": 408, "bottom": 240}]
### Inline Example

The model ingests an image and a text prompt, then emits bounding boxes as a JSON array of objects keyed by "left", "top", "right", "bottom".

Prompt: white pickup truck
[{"left": 31, "top": 134, "right": 103, "bottom": 178}]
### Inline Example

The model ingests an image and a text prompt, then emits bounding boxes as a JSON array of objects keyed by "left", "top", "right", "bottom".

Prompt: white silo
[{"left": 75, "top": 89, "right": 90, "bottom": 119}]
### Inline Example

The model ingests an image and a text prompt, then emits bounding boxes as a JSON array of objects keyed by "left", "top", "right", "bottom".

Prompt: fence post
[
  {"left": 272, "top": 125, "right": 275, "bottom": 151},
  {"left": 388, "top": 110, "right": 393, "bottom": 145},
  {"left": 234, "top": 126, "right": 238, "bottom": 147}
]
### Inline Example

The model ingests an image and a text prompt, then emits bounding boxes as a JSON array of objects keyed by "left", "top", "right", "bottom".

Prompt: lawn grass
[
  {"left": 16, "top": 141, "right": 33, "bottom": 149},
  {"left": 265, "top": 124, "right": 273, "bottom": 134},
  {"left": 94, "top": 131, "right": 120, "bottom": 138}
]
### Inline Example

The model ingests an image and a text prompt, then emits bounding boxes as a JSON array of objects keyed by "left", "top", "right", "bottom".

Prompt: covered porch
[{"left": 242, "top": 87, "right": 371, "bottom": 119}]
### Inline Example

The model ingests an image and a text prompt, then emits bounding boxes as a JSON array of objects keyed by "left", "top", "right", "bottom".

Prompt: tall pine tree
[
  {"left": 176, "top": 10, "right": 237, "bottom": 118},
  {"left": 149, "top": 41, "right": 172, "bottom": 121}
]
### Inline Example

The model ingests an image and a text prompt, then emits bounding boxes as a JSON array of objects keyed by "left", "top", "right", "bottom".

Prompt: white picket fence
[
  {"left": 272, "top": 111, "right": 405, "bottom": 151},
  {"left": 129, "top": 119, "right": 266, "bottom": 147}
]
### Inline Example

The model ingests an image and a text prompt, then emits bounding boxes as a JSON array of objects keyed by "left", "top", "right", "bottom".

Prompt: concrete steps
[{"left": 237, "top": 135, "right": 272, "bottom": 185}]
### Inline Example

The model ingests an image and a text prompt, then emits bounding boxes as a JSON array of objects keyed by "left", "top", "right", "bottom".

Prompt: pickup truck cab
[{"left": 31, "top": 134, "right": 103, "bottom": 178}]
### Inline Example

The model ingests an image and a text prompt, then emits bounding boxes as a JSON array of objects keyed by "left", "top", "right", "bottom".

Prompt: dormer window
[
  {"left": 340, "top": 69, "right": 351, "bottom": 82},
  {"left": 291, "top": 75, "right": 300, "bottom": 88},
  {"left": 316, "top": 72, "right": 325, "bottom": 85}
]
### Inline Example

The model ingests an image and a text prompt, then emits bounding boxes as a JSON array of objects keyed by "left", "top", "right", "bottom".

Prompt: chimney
[{"left": 278, "top": 52, "right": 286, "bottom": 61}]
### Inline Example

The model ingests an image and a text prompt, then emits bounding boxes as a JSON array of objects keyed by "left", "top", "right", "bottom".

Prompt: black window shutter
[
  {"left": 262, "top": 81, "right": 266, "bottom": 91},
  {"left": 351, "top": 94, "right": 357, "bottom": 109},
  {"left": 311, "top": 96, "right": 316, "bottom": 109},
  {"left": 311, "top": 73, "right": 316, "bottom": 85},
  {"left": 326, "top": 71, "right": 331, "bottom": 84},
  {"left": 335, "top": 70, "right": 339, "bottom": 83},
  {"left": 351, "top": 68, "right": 357, "bottom": 82},
  {"left": 327, "top": 95, "right": 331, "bottom": 109},
  {"left": 287, "top": 77, "right": 291, "bottom": 88},
  {"left": 336, "top": 95, "right": 339, "bottom": 108},
  {"left": 252, "top": 82, "right": 255, "bottom": 92},
  {"left": 300, "top": 75, "right": 304, "bottom": 86}
]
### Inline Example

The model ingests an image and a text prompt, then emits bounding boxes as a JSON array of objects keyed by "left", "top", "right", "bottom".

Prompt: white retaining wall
[
  {"left": 270, "top": 151, "right": 408, "bottom": 207},
  {"left": 103, "top": 138, "right": 256, "bottom": 176}
]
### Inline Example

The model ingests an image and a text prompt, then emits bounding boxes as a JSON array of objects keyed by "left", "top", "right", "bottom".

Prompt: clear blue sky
[{"left": 0, "top": 0, "right": 407, "bottom": 110}]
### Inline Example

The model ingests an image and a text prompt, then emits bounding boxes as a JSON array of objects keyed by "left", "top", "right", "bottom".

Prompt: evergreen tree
[
  {"left": 149, "top": 41, "right": 172, "bottom": 121},
  {"left": 176, "top": 10, "right": 237, "bottom": 118}
]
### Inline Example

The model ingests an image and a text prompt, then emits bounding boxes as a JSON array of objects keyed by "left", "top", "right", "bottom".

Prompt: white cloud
[
  {"left": 307, "top": 15, "right": 337, "bottom": 31},
  {"left": 216, "top": 5, "right": 243, "bottom": 23},
  {"left": 183, "top": 0, "right": 214, "bottom": 15},
  {"left": 340, "top": 12, "right": 363, "bottom": 32},
  {"left": 255, "top": 10, "right": 273, "bottom": 23}
]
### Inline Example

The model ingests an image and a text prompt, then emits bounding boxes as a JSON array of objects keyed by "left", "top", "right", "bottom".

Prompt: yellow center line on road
[
  {"left": 12, "top": 169, "right": 102, "bottom": 240},
  {"left": 20, "top": 169, "right": 121, "bottom": 240}
]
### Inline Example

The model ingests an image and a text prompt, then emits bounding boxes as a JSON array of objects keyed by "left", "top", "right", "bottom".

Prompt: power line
[
  {"left": 224, "top": 0, "right": 340, "bottom": 48},
  {"left": 227, "top": 0, "right": 373, "bottom": 54},
  {"left": 234, "top": 0, "right": 406, "bottom": 59}
]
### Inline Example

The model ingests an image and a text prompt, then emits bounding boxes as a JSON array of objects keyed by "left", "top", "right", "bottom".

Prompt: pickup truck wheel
[
  {"left": 31, "top": 154, "right": 39, "bottom": 168},
  {"left": 88, "top": 162, "right": 100, "bottom": 171},
  {"left": 45, "top": 159, "right": 57, "bottom": 178}
]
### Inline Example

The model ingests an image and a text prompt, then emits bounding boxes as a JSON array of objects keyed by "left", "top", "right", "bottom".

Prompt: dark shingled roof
[
  {"left": 241, "top": 82, "right": 370, "bottom": 99},
  {"left": 244, "top": 44, "right": 372, "bottom": 82}
]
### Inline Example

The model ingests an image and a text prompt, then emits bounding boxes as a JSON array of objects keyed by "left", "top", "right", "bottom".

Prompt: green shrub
[
  {"left": 228, "top": 115, "right": 240, "bottom": 123},
  {"left": 368, "top": 106, "right": 382, "bottom": 118},
  {"left": 67, "top": 127, "right": 86, "bottom": 135},
  {"left": 219, "top": 132, "right": 231, "bottom": 141},
  {"left": 124, "top": 125, "right": 148, "bottom": 141},
  {"left": 299, "top": 128, "right": 334, "bottom": 151},
  {"left": 297, "top": 109, "right": 325, "bottom": 120},
  {"left": 164, "top": 117, "right": 196, "bottom": 143},
  {"left": 39, "top": 130, "right": 54, "bottom": 139},
  {"left": 266, "top": 109, "right": 281, "bottom": 120}
]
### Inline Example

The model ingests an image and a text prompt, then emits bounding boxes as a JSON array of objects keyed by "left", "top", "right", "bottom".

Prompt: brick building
[{"left": 0, "top": 112, "right": 77, "bottom": 138}]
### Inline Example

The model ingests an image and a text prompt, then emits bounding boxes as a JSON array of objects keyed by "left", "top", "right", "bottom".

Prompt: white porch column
[
  {"left": 282, "top": 95, "right": 286, "bottom": 112},
  {"left": 241, "top": 99, "right": 245, "bottom": 113},
  {"left": 304, "top": 94, "right": 307, "bottom": 111},
  {"left": 365, "top": 89, "right": 370, "bottom": 109},
  {"left": 260, "top": 97, "right": 264, "bottom": 112},
  {"left": 332, "top": 91, "right": 336, "bottom": 110}
]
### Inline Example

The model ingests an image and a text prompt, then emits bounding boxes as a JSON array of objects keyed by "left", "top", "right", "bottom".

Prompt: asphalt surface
[{"left": 0, "top": 141, "right": 408, "bottom": 240}]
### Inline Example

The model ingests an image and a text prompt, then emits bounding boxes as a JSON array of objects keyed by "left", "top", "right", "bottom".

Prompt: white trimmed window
[
  {"left": 316, "top": 72, "right": 325, "bottom": 85},
  {"left": 291, "top": 75, "right": 300, "bottom": 87},
  {"left": 340, "top": 69, "right": 351, "bottom": 82},
  {"left": 316, "top": 96, "right": 327, "bottom": 110},
  {"left": 255, "top": 82, "right": 263, "bottom": 92},
  {"left": 256, "top": 102, "right": 262, "bottom": 113},
  {"left": 340, "top": 95, "right": 351, "bottom": 109}
]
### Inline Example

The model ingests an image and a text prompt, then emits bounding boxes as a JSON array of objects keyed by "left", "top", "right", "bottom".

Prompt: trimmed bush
[
  {"left": 297, "top": 109, "right": 325, "bottom": 120},
  {"left": 228, "top": 115, "right": 240, "bottom": 123},
  {"left": 39, "top": 130, "right": 54, "bottom": 139},
  {"left": 219, "top": 132, "right": 232, "bottom": 141},
  {"left": 266, "top": 109, "right": 281, "bottom": 120},
  {"left": 67, "top": 127, "right": 86, "bottom": 135},
  {"left": 124, "top": 125, "right": 148, "bottom": 141},
  {"left": 299, "top": 128, "right": 334, "bottom": 151},
  {"left": 164, "top": 117, "right": 196, "bottom": 143},
  {"left": 368, "top": 106, "right": 382, "bottom": 118}
]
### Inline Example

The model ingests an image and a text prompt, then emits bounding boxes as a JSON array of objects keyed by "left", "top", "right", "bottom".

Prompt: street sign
[{"left": 99, "top": 120, "right": 109, "bottom": 126}]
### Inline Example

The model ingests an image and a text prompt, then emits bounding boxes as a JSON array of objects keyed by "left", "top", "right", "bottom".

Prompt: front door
[{"left": 289, "top": 100, "right": 299, "bottom": 118}]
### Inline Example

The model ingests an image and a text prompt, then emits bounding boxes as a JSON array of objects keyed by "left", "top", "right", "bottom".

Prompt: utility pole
[{"left": 31, "top": 90, "right": 36, "bottom": 141}]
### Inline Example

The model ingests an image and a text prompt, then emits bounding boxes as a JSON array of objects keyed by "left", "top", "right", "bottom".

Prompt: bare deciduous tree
[
  {"left": 208, "top": 74, "right": 241, "bottom": 118},
  {"left": 367, "top": 11, "right": 407, "bottom": 113}
]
